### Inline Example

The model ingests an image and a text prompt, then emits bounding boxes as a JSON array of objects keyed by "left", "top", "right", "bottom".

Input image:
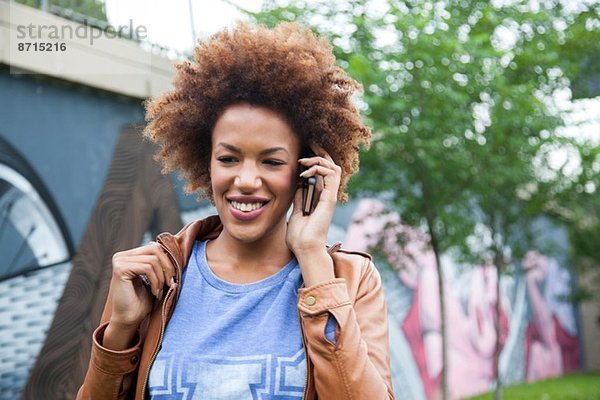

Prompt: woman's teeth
[{"left": 231, "top": 201, "right": 264, "bottom": 212}]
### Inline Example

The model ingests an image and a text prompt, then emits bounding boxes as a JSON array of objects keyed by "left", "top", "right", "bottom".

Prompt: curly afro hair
[{"left": 143, "top": 21, "right": 371, "bottom": 203}]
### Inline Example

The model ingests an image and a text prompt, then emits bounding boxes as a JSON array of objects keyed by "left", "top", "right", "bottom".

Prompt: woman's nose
[{"left": 234, "top": 164, "right": 261, "bottom": 191}]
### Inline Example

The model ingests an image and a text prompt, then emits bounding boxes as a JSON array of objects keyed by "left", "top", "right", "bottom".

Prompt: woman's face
[{"left": 210, "top": 103, "right": 301, "bottom": 244}]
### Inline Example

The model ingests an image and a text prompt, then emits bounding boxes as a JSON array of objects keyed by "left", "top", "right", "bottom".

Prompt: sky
[{"left": 104, "top": 0, "right": 264, "bottom": 54}]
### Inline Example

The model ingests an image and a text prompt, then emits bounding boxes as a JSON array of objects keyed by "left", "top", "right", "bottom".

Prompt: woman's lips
[{"left": 227, "top": 201, "right": 268, "bottom": 221}]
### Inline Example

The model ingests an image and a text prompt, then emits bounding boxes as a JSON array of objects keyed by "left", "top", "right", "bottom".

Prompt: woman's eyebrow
[
  {"left": 260, "top": 147, "right": 289, "bottom": 155},
  {"left": 216, "top": 142, "right": 289, "bottom": 155}
]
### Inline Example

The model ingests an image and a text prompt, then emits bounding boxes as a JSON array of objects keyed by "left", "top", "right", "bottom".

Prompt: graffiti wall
[{"left": 345, "top": 198, "right": 581, "bottom": 399}]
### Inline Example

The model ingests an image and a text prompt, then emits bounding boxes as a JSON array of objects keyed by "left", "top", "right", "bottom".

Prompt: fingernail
[
  {"left": 170, "top": 277, "right": 176, "bottom": 287},
  {"left": 157, "top": 289, "right": 163, "bottom": 301}
]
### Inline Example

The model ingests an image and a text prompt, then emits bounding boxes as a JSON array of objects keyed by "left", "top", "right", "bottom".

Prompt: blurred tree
[
  {"left": 54, "top": 0, "right": 107, "bottom": 21},
  {"left": 16, "top": 0, "right": 108, "bottom": 23},
  {"left": 542, "top": 137, "right": 600, "bottom": 301},
  {"left": 246, "top": 0, "right": 599, "bottom": 399}
]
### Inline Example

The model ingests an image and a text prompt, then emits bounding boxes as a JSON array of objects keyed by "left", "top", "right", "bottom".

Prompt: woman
[{"left": 77, "top": 21, "right": 393, "bottom": 399}]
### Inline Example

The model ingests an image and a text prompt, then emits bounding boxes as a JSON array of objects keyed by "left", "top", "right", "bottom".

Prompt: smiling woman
[
  {"left": 77, "top": 21, "right": 394, "bottom": 400},
  {"left": 210, "top": 105, "right": 299, "bottom": 246}
]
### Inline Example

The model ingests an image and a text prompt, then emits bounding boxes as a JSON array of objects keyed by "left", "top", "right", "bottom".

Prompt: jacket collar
[
  {"left": 157, "top": 214, "right": 223, "bottom": 272},
  {"left": 156, "top": 214, "right": 345, "bottom": 281}
]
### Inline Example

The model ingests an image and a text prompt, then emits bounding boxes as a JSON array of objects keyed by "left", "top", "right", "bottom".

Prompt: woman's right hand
[{"left": 103, "top": 242, "right": 176, "bottom": 349}]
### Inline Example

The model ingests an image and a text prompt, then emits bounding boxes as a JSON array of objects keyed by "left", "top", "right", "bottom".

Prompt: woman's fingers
[
  {"left": 299, "top": 163, "right": 340, "bottom": 199},
  {"left": 298, "top": 158, "right": 340, "bottom": 181},
  {"left": 298, "top": 155, "right": 336, "bottom": 170},
  {"left": 299, "top": 145, "right": 341, "bottom": 177},
  {"left": 148, "top": 242, "right": 177, "bottom": 288},
  {"left": 113, "top": 260, "right": 162, "bottom": 297},
  {"left": 126, "top": 242, "right": 175, "bottom": 286},
  {"left": 112, "top": 242, "right": 176, "bottom": 298},
  {"left": 298, "top": 144, "right": 341, "bottom": 209},
  {"left": 108, "top": 242, "right": 179, "bottom": 330},
  {"left": 299, "top": 165, "right": 337, "bottom": 178}
]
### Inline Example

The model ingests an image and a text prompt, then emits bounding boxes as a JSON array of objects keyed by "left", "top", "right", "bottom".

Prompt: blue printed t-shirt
[{"left": 148, "top": 240, "right": 307, "bottom": 399}]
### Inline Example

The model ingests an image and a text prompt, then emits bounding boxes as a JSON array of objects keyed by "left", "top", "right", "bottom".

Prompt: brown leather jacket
[{"left": 77, "top": 215, "right": 394, "bottom": 399}]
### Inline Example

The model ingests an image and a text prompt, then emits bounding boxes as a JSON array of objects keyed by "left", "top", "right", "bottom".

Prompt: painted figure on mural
[
  {"left": 346, "top": 198, "right": 513, "bottom": 400},
  {"left": 346, "top": 199, "right": 582, "bottom": 399},
  {"left": 401, "top": 240, "right": 509, "bottom": 400},
  {"left": 346, "top": 198, "right": 425, "bottom": 398},
  {"left": 524, "top": 250, "right": 581, "bottom": 381},
  {"left": 76, "top": 22, "right": 394, "bottom": 399},
  {"left": 420, "top": 261, "right": 509, "bottom": 400}
]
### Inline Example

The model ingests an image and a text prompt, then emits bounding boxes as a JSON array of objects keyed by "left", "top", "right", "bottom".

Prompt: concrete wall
[{"left": 0, "top": 2, "right": 174, "bottom": 99}]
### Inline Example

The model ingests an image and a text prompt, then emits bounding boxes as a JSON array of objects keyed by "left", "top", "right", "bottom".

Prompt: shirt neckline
[{"left": 195, "top": 240, "right": 299, "bottom": 293}]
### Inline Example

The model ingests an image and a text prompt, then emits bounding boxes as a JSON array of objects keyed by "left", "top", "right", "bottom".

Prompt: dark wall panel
[{"left": 0, "top": 70, "right": 145, "bottom": 247}]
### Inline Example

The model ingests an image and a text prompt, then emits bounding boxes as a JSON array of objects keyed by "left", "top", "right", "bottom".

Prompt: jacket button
[
  {"left": 305, "top": 295, "right": 316, "bottom": 306},
  {"left": 130, "top": 355, "right": 139, "bottom": 364}
]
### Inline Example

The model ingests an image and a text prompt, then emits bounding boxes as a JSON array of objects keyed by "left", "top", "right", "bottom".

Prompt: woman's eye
[
  {"left": 264, "top": 159, "right": 285, "bottom": 166},
  {"left": 217, "top": 156, "right": 236, "bottom": 164}
]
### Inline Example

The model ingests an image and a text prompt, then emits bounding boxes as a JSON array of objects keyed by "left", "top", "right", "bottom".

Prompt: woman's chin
[
  {"left": 227, "top": 229, "right": 264, "bottom": 244},
  {"left": 221, "top": 216, "right": 288, "bottom": 246}
]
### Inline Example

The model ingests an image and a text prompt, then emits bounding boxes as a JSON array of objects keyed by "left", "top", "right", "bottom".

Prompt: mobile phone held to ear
[
  {"left": 302, "top": 175, "right": 317, "bottom": 215},
  {"left": 300, "top": 146, "right": 317, "bottom": 216}
]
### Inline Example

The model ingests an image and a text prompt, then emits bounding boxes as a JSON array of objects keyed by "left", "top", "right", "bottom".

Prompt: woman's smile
[
  {"left": 226, "top": 195, "right": 271, "bottom": 221},
  {"left": 228, "top": 201, "right": 267, "bottom": 220}
]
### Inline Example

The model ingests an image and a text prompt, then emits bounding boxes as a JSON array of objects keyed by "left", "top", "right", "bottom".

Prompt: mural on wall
[
  {"left": 344, "top": 198, "right": 581, "bottom": 400},
  {"left": 22, "top": 125, "right": 183, "bottom": 399}
]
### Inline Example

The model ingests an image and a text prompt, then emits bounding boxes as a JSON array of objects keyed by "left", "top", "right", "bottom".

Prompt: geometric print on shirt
[{"left": 149, "top": 349, "right": 306, "bottom": 400}]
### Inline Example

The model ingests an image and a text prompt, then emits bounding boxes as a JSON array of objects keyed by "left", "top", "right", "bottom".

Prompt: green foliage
[
  {"left": 56, "top": 0, "right": 107, "bottom": 21},
  {"left": 15, "top": 0, "right": 108, "bottom": 22},
  {"left": 543, "top": 138, "right": 600, "bottom": 301},
  {"left": 466, "top": 372, "right": 600, "bottom": 400}
]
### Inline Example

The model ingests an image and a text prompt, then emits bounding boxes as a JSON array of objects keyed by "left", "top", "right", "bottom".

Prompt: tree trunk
[
  {"left": 493, "top": 250, "right": 503, "bottom": 400},
  {"left": 420, "top": 174, "right": 449, "bottom": 400},
  {"left": 425, "top": 217, "right": 449, "bottom": 400}
]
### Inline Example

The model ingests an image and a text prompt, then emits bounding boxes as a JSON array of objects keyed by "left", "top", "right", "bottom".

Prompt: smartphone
[
  {"left": 302, "top": 176, "right": 317, "bottom": 215},
  {"left": 300, "top": 146, "right": 317, "bottom": 216}
]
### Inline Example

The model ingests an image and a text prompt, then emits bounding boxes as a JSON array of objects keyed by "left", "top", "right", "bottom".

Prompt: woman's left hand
[{"left": 286, "top": 143, "right": 340, "bottom": 286}]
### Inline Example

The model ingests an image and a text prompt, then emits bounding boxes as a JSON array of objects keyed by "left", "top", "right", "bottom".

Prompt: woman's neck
[{"left": 206, "top": 220, "right": 294, "bottom": 283}]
